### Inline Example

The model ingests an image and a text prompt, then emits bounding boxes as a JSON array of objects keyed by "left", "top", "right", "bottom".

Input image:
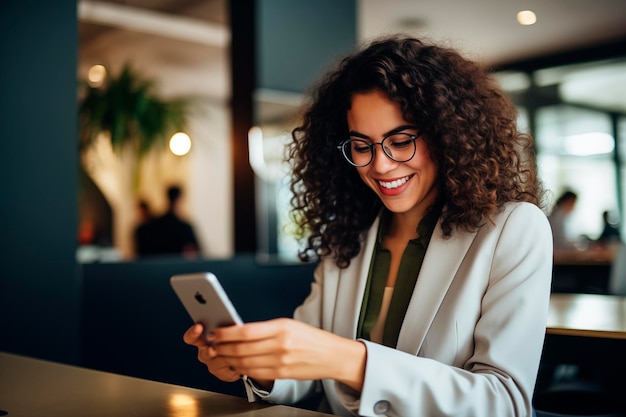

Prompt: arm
[
  {"left": 183, "top": 259, "right": 366, "bottom": 405},
  {"left": 214, "top": 260, "right": 369, "bottom": 405},
  {"left": 229, "top": 319, "right": 366, "bottom": 390}
]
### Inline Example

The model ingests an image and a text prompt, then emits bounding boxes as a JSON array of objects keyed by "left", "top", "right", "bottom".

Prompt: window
[{"left": 535, "top": 105, "right": 618, "bottom": 240}]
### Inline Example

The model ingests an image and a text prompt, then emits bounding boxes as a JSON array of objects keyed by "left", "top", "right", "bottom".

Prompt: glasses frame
[{"left": 337, "top": 132, "right": 420, "bottom": 167}]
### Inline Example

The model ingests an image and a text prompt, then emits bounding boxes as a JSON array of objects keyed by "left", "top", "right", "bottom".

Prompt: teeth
[{"left": 378, "top": 175, "right": 411, "bottom": 189}]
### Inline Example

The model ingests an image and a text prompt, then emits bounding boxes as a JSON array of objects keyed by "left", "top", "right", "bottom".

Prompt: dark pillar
[
  {"left": 0, "top": 0, "right": 80, "bottom": 364},
  {"left": 229, "top": 0, "right": 258, "bottom": 253},
  {"left": 229, "top": 0, "right": 356, "bottom": 255}
]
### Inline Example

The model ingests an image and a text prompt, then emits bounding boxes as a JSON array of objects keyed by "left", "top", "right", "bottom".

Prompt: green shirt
[{"left": 357, "top": 205, "right": 442, "bottom": 347}]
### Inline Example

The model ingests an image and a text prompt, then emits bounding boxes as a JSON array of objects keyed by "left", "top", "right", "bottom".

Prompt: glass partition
[{"left": 535, "top": 105, "right": 618, "bottom": 241}]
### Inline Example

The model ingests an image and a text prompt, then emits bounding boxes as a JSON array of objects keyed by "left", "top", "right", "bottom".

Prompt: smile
[{"left": 378, "top": 175, "right": 413, "bottom": 189}]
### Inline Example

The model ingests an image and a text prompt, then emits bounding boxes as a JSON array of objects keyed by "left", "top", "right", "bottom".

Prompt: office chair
[{"left": 608, "top": 243, "right": 626, "bottom": 295}]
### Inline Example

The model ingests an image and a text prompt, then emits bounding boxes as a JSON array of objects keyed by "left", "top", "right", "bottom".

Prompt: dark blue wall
[
  {"left": 257, "top": 0, "right": 356, "bottom": 93},
  {"left": 80, "top": 256, "right": 317, "bottom": 396},
  {"left": 0, "top": 0, "right": 80, "bottom": 364}
]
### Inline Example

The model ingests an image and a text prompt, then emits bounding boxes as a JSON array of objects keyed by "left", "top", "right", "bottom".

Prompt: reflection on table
[
  {"left": 547, "top": 293, "right": 626, "bottom": 339},
  {"left": 0, "top": 352, "right": 332, "bottom": 417}
]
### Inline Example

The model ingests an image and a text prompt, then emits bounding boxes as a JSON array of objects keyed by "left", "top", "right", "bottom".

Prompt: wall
[
  {"left": 0, "top": 0, "right": 80, "bottom": 363},
  {"left": 257, "top": 0, "right": 357, "bottom": 94}
]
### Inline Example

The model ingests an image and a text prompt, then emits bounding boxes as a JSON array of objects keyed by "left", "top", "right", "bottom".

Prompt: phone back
[{"left": 170, "top": 272, "right": 243, "bottom": 338}]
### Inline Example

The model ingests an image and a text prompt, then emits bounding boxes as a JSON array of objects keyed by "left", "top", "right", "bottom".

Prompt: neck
[{"left": 388, "top": 207, "right": 432, "bottom": 241}]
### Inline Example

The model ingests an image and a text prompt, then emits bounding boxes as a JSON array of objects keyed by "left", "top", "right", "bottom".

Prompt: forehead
[{"left": 347, "top": 91, "right": 408, "bottom": 132}]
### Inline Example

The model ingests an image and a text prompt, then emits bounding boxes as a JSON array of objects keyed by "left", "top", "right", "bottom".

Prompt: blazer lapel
[
  {"left": 396, "top": 222, "right": 477, "bottom": 353},
  {"left": 331, "top": 216, "right": 380, "bottom": 339}
]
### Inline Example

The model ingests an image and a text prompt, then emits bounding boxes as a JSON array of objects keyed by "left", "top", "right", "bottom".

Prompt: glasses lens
[
  {"left": 382, "top": 133, "right": 416, "bottom": 162},
  {"left": 343, "top": 139, "right": 372, "bottom": 166}
]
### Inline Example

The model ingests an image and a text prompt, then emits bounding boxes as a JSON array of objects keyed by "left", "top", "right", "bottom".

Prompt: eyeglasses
[{"left": 337, "top": 132, "right": 420, "bottom": 167}]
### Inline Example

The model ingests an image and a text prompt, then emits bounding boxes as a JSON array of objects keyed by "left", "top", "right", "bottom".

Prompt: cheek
[
  {"left": 415, "top": 147, "right": 438, "bottom": 175},
  {"left": 409, "top": 151, "right": 436, "bottom": 172}
]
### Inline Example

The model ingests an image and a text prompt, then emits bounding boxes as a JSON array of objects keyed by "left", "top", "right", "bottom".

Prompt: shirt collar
[{"left": 377, "top": 200, "right": 444, "bottom": 249}]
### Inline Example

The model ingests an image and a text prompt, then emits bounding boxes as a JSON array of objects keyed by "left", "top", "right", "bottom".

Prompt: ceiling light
[
  {"left": 517, "top": 10, "right": 537, "bottom": 26},
  {"left": 564, "top": 132, "right": 614, "bottom": 156}
]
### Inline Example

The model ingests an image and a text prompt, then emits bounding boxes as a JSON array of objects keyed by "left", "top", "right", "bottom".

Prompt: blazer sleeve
[{"left": 337, "top": 203, "right": 553, "bottom": 417}]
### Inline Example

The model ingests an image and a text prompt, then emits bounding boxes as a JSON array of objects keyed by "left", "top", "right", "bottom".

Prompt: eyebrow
[{"left": 348, "top": 124, "right": 417, "bottom": 140}]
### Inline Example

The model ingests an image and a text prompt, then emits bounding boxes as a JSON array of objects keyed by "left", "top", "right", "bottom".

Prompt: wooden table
[
  {"left": 547, "top": 293, "right": 626, "bottom": 339},
  {"left": 0, "top": 352, "right": 333, "bottom": 417},
  {"left": 536, "top": 292, "right": 626, "bottom": 413},
  {"left": 538, "top": 293, "right": 626, "bottom": 403}
]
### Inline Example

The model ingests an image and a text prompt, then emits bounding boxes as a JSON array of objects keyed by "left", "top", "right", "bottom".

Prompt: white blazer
[{"left": 246, "top": 202, "right": 553, "bottom": 417}]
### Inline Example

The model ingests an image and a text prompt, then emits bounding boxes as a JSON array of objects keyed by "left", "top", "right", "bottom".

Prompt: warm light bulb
[
  {"left": 169, "top": 132, "right": 192, "bottom": 156},
  {"left": 517, "top": 10, "right": 537, "bottom": 25},
  {"left": 87, "top": 64, "right": 107, "bottom": 87}
]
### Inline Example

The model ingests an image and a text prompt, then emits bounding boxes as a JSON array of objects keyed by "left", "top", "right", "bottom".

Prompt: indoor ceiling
[
  {"left": 78, "top": 0, "right": 626, "bottom": 116},
  {"left": 358, "top": 0, "right": 626, "bottom": 67}
]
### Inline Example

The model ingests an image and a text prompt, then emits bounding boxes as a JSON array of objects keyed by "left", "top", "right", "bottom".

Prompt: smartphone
[{"left": 170, "top": 272, "right": 243, "bottom": 341}]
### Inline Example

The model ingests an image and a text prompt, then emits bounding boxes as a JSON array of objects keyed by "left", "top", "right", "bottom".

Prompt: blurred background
[{"left": 75, "top": 0, "right": 626, "bottom": 263}]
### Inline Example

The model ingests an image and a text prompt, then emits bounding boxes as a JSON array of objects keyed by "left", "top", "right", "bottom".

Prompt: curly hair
[{"left": 288, "top": 34, "right": 544, "bottom": 268}]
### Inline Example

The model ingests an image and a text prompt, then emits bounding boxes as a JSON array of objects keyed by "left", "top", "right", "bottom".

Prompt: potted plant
[{"left": 79, "top": 63, "right": 190, "bottom": 258}]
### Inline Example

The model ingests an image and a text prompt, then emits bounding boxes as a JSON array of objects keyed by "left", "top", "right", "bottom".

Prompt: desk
[
  {"left": 547, "top": 293, "right": 626, "bottom": 339},
  {"left": 0, "top": 352, "right": 333, "bottom": 417},
  {"left": 553, "top": 247, "right": 615, "bottom": 265},
  {"left": 536, "top": 294, "right": 626, "bottom": 398},
  {"left": 537, "top": 294, "right": 626, "bottom": 408}
]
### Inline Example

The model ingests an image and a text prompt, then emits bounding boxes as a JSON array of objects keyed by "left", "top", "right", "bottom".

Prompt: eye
[
  {"left": 386, "top": 134, "right": 414, "bottom": 149},
  {"left": 351, "top": 140, "right": 371, "bottom": 154}
]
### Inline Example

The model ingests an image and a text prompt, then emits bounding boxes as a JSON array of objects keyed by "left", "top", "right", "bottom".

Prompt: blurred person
[
  {"left": 133, "top": 199, "right": 152, "bottom": 255},
  {"left": 596, "top": 210, "right": 621, "bottom": 245},
  {"left": 136, "top": 199, "right": 153, "bottom": 224},
  {"left": 548, "top": 190, "right": 579, "bottom": 251},
  {"left": 182, "top": 35, "right": 552, "bottom": 416},
  {"left": 135, "top": 186, "right": 200, "bottom": 258}
]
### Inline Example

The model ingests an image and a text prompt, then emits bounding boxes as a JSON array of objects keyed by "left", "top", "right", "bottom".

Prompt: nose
[{"left": 370, "top": 143, "right": 398, "bottom": 172}]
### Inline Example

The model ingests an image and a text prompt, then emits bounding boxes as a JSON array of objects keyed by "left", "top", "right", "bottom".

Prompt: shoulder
[
  {"left": 493, "top": 202, "right": 553, "bottom": 252},
  {"left": 465, "top": 202, "right": 551, "bottom": 247},
  {"left": 497, "top": 201, "right": 549, "bottom": 227}
]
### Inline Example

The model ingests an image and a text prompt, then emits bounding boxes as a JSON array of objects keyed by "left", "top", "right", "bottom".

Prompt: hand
[
  {"left": 183, "top": 323, "right": 241, "bottom": 382},
  {"left": 211, "top": 318, "right": 366, "bottom": 391}
]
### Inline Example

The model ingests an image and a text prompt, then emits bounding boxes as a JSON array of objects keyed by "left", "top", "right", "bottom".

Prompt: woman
[{"left": 184, "top": 35, "right": 553, "bottom": 417}]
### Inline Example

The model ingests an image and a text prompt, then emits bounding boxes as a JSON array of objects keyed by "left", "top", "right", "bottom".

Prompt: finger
[
  {"left": 213, "top": 318, "right": 291, "bottom": 343},
  {"left": 197, "top": 345, "right": 217, "bottom": 363},
  {"left": 213, "top": 335, "right": 279, "bottom": 359},
  {"left": 183, "top": 323, "right": 206, "bottom": 347},
  {"left": 204, "top": 351, "right": 242, "bottom": 382}
]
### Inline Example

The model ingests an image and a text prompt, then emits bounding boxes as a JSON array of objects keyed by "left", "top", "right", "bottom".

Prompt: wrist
[
  {"left": 249, "top": 377, "right": 274, "bottom": 391},
  {"left": 332, "top": 337, "right": 367, "bottom": 392}
]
